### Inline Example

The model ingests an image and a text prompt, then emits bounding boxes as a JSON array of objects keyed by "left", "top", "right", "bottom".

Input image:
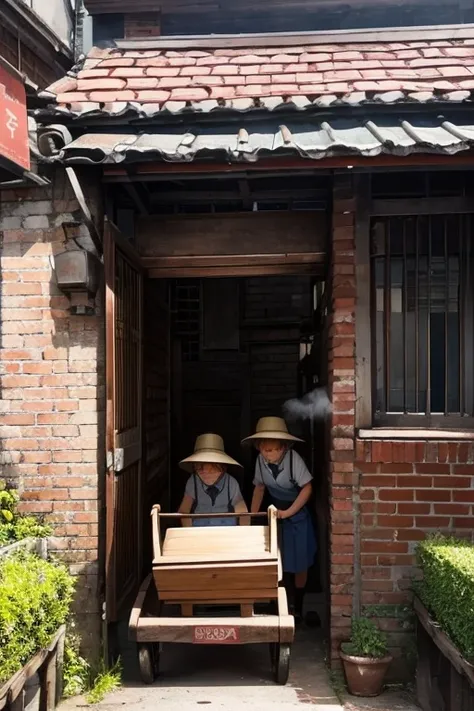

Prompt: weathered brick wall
[
  {"left": 356, "top": 438, "right": 474, "bottom": 678},
  {"left": 327, "top": 174, "right": 357, "bottom": 665},
  {"left": 0, "top": 167, "right": 104, "bottom": 656},
  {"left": 328, "top": 173, "right": 474, "bottom": 681}
]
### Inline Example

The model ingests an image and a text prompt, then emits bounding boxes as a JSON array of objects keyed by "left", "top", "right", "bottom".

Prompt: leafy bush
[
  {"left": 0, "top": 552, "right": 75, "bottom": 684},
  {"left": 416, "top": 535, "right": 474, "bottom": 661},
  {"left": 341, "top": 617, "right": 388, "bottom": 658},
  {"left": 0, "top": 480, "right": 51, "bottom": 546}
]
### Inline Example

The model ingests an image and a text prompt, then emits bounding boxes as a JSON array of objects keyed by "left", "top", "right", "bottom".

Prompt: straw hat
[
  {"left": 179, "top": 433, "right": 243, "bottom": 473},
  {"left": 241, "top": 416, "right": 303, "bottom": 445}
]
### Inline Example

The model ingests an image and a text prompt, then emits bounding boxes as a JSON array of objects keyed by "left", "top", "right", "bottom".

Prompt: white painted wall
[
  {"left": 20, "top": 0, "right": 75, "bottom": 48},
  {"left": 82, "top": 9, "right": 93, "bottom": 53}
]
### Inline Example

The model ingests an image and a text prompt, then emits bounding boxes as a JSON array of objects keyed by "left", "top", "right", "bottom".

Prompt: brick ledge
[{"left": 358, "top": 428, "right": 474, "bottom": 441}]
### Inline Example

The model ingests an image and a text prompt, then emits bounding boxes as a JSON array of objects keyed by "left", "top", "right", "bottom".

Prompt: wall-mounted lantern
[{"left": 53, "top": 249, "right": 102, "bottom": 301}]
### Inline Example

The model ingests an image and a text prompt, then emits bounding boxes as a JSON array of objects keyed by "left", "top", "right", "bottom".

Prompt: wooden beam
[
  {"left": 65, "top": 167, "right": 103, "bottom": 255},
  {"left": 147, "top": 263, "right": 322, "bottom": 278},
  {"left": 104, "top": 153, "right": 474, "bottom": 179},
  {"left": 123, "top": 182, "right": 149, "bottom": 216},
  {"left": 355, "top": 174, "right": 372, "bottom": 430},
  {"left": 148, "top": 188, "right": 328, "bottom": 204},
  {"left": 137, "top": 211, "right": 326, "bottom": 258},
  {"left": 88, "top": 0, "right": 461, "bottom": 12},
  {"left": 142, "top": 252, "right": 325, "bottom": 269},
  {"left": 238, "top": 179, "right": 252, "bottom": 210},
  {"left": 371, "top": 196, "right": 474, "bottom": 216},
  {"left": 114, "top": 22, "right": 474, "bottom": 50}
]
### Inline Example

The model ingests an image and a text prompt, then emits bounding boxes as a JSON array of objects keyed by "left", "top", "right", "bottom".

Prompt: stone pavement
[{"left": 59, "top": 629, "right": 419, "bottom": 711}]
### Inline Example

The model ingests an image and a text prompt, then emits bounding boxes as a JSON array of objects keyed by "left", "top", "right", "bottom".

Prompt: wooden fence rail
[
  {"left": 415, "top": 597, "right": 474, "bottom": 711},
  {"left": 0, "top": 625, "right": 66, "bottom": 711}
]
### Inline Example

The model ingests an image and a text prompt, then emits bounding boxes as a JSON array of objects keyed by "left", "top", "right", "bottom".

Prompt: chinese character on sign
[
  {"left": 0, "top": 60, "right": 30, "bottom": 172},
  {"left": 6, "top": 108, "right": 19, "bottom": 139}
]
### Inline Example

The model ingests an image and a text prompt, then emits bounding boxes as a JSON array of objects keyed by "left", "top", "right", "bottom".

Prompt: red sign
[
  {"left": 0, "top": 61, "right": 30, "bottom": 172},
  {"left": 193, "top": 626, "right": 240, "bottom": 644}
]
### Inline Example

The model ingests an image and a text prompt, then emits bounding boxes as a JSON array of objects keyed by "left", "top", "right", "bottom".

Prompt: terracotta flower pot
[{"left": 340, "top": 650, "right": 392, "bottom": 697}]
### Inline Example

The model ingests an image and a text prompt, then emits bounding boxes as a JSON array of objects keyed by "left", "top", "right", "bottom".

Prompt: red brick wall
[
  {"left": 0, "top": 168, "right": 104, "bottom": 656},
  {"left": 124, "top": 12, "right": 161, "bottom": 38},
  {"left": 328, "top": 174, "right": 357, "bottom": 663},
  {"left": 356, "top": 438, "right": 474, "bottom": 677},
  {"left": 328, "top": 173, "right": 474, "bottom": 680}
]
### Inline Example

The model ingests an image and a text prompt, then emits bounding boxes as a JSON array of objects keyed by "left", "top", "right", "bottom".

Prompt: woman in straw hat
[
  {"left": 243, "top": 417, "right": 317, "bottom": 623},
  {"left": 178, "top": 433, "right": 248, "bottom": 527}
]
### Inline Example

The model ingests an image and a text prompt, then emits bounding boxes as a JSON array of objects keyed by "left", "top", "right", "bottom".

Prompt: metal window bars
[{"left": 371, "top": 214, "right": 473, "bottom": 420}]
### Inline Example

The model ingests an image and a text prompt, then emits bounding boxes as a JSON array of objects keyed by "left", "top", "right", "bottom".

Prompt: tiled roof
[
  {"left": 55, "top": 115, "right": 474, "bottom": 164},
  {"left": 39, "top": 35, "right": 474, "bottom": 119}
]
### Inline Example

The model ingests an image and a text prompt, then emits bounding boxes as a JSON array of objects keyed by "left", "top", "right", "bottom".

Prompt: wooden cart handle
[{"left": 154, "top": 512, "right": 268, "bottom": 519}]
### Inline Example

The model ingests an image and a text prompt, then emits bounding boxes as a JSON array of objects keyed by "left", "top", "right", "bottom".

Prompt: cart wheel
[
  {"left": 138, "top": 643, "right": 157, "bottom": 684},
  {"left": 269, "top": 642, "right": 277, "bottom": 670},
  {"left": 274, "top": 643, "right": 291, "bottom": 685}
]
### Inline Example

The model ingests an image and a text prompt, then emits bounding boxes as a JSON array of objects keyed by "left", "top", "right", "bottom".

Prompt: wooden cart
[{"left": 129, "top": 505, "right": 294, "bottom": 685}]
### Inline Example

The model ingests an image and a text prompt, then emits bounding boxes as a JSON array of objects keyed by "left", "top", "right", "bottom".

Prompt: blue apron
[
  {"left": 259, "top": 452, "right": 317, "bottom": 574},
  {"left": 191, "top": 473, "right": 237, "bottom": 527}
]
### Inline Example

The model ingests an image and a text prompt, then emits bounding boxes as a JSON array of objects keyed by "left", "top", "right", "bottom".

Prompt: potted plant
[{"left": 340, "top": 617, "right": 392, "bottom": 697}]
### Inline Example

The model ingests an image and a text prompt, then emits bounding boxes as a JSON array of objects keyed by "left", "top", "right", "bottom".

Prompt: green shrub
[
  {"left": 0, "top": 480, "right": 51, "bottom": 546},
  {"left": 416, "top": 535, "right": 474, "bottom": 661},
  {"left": 0, "top": 552, "right": 75, "bottom": 684},
  {"left": 341, "top": 617, "right": 388, "bottom": 658}
]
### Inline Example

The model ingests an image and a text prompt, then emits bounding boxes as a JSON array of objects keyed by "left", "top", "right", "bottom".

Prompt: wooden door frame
[{"left": 104, "top": 218, "right": 145, "bottom": 622}]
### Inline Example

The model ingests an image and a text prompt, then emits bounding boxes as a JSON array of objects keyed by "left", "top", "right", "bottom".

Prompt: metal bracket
[
  {"left": 65, "top": 166, "right": 103, "bottom": 255},
  {"left": 107, "top": 449, "right": 125, "bottom": 472},
  {"left": 114, "top": 448, "right": 124, "bottom": 473}
]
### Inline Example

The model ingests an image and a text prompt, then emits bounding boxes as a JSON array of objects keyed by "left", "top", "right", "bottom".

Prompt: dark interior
[{"left": 141, "top": 273, "right": 329, "bottom": 611}]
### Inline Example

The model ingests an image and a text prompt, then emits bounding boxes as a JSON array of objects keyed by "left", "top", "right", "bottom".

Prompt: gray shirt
[
  {"left": 185, "top": 473, "right": 243, "bottom": 515},
  {"left": 253, "top": 450, "right": 312, "bottom": 502}
]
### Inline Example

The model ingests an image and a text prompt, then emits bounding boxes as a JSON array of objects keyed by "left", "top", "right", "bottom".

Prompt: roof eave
[
  {"left": 1, "top": 0, "right": 73, "bottom": 61},
  {"left": 115, "top": 22, "right": 474, "bottom": 51}
]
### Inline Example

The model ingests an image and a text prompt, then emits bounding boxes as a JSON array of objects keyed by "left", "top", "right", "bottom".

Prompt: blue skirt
[{"left": 278, "top": 506, "right": 317, "bottom": 574}]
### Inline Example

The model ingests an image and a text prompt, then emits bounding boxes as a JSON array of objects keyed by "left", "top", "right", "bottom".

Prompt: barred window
[{"left": 371, "top": 214, "right": 474, "bottom": 424}]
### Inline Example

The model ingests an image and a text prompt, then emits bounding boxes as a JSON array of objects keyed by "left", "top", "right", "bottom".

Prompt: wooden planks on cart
[
  {"left": 158, "top": 527, "right": 273, "bottom": 562},
  {"left": 130, "top": 575, "right": 294, "bottom": 646},
  {"left": 156, "top": 561, "right": 277, "bottom": 591},
  {"left": 154, "top": 562, "right": 278, "bottom": 603},
  {"left": 136, "top": 615, "right": 282, "bottom": 644},
  {"left": 151, "top": 505, "right": 278, "bottom": 561},
  {"left": 151, "top": 506, "right": 280, "bottom": 606}
]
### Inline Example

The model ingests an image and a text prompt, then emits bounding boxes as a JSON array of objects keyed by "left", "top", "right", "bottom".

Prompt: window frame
[{"left": 354, "top": 177, "right": 474, "bottom": 431}]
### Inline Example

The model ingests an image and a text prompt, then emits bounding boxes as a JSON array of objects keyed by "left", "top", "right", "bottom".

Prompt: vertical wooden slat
[
  {"left": 415, "top": 216, "right": 420, "bottom": 413},
  {"left": 354, "top": 174, "right": 372, "bottom": 428},
  {"left": 104, "top": 219, "right": 117, "bottom": 622},
  {"left": 104, "top": 219, "right": 144, "bottom": 622},
  {"left": 464, "top": 216, "right": 474, "bottom": 417},
  {"left": 384, "top": 218, "right": 391, "bottom": 412},
  {"left": 444, "top": 217, "right": 449, "bottom": 415},
  {"left": 403, "top": 219, "right": 408, "bottom": 414},
  {"left": 459, "top": 217, "right": 465, "bottom": 417},
  {"left": 426, "top": 217, "right": 432, "bottom": 416}
]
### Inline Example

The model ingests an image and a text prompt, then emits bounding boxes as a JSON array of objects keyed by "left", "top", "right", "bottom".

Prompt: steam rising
[{"left": 283, "top": 387, "right": 332, "bottom": 423}]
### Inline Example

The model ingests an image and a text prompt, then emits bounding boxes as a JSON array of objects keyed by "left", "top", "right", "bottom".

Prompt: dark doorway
[
  {"left": 168, "top": 275, "right": 314, "bottom": 500},
  {"left": 154, "top": 274, "right": 329, "bottom": 612}
]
